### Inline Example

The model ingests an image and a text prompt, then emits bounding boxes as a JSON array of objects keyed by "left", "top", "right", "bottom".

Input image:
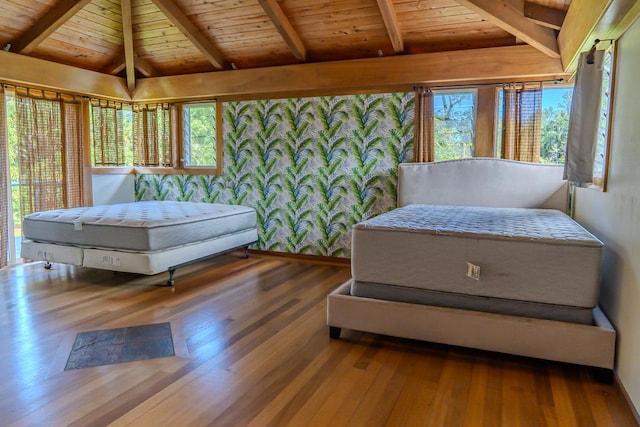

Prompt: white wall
[
  {"left": 91, "top": 174, "right": 135, "bottom": 206},
  {"left": 574, "top": 18, "right": 640, "bottom": 414}
]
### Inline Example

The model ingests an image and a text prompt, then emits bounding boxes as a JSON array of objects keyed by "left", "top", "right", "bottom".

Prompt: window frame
[
  {"left": 89, "top": 99, "right": 223, "bottom": 176},
  {"left": 175, "top": 100, "right": 223, "bottom": 175},
  {"left": 431, "top": 88, "right": 478, "bottom": 161},
  {"left": 591, "top": 42, "right": 617, "bottom": 191}
]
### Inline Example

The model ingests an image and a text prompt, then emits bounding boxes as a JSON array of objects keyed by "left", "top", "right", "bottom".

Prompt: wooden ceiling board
[
  {"left": 529, "top": 0, "right": 571, "bottom": 11},
  {"left": 0, "top": 0, "right": 61, "bottom": 47},
  {"left": 1, "top": 0, "right": 590, "bottom": 90},
  {"left": 278, "top": 0, "right": 393, "bottom": 60}
]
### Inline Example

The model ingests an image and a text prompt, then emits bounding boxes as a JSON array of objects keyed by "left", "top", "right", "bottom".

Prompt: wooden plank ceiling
[{"left": 0, "top": 0, "right": 572, "bottom": 90}]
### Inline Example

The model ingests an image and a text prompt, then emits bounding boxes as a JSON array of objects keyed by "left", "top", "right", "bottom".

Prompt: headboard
[{"left": 398, "top": 158, "right": 569, "bottom": 212}]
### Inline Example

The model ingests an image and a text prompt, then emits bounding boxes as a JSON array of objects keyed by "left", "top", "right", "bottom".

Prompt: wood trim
[
  {"left": 248, "top": 249, "right": 351, "bottom": 267},
  {"left": 90, "top": 167, "right": 136, "bottom": 174},
  {"left": 376, "top": 0, "right": 404, "bottom": 53},
  {"left": 601, "top": 41, "right": 618, "bottom": 193},
  {"left": 257, "top": 0, "right": 307, "bottom": 61},
  {"left": 558, "top": 0, "right": 640, "bottom": 73},
  {"left": 0, "top": 51, "right": 130, "bottom": 100},
  {"left": 9, "top": 0, "right": 92, "bottom": 54},
  {"left": 101, "top": 51, "right": 127, "bottom": 75},
  {"left": 121, "top": 0, "right": 136, "bottom": 91},
  {"left": 81, "top": 100, "right": 93, "bottom": 206},
  {"left": 524, "top": 1, "right": 567, "bottom": 30},
  {"left": 150, "top": 0, "right": 226, "bottom": 69},
  {"left": 474, "top": 87, "right": 498, "bottom": 157},
  {"left": 457, "top": 0, "right": 560, "bottom": 58},
  {"left": 216, "top": 99, "right": 223, "bottom": 174},
  {"left": 134, "top": 53, "right": 160, "bottom": 78},
  {"left": 558, "top": 0, "right": 611, "bottom": 72},
  {"left": 133, "top": 45, "right": 567, "bottom": 102}
]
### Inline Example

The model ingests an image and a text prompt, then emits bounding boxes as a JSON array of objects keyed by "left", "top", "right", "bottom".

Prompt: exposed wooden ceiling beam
[
  {"left": 101, "top": 52, "right": 127, "bottom": 75},
  {"left": 133, "top": 45, "right": 567, "bottom": 102},
  {"left": 257, "top": 0, "right": 307, "bottom": 61},
  {"left": 457, "top": 0, "right": 560, "bottom": 58},
  {"left": 121, "top": 0, "right": 136, "bottom": 91},
  {"left": 101, "top": 51, "right": 160, "bottom": 78},
  {"left": 524, "top": 1, "right": 566, "bottom": 30},
  {"left": 134, "top": 54, "right": 160, "bottom": 78},
  {"left": 0, "top": 50, "right": 130, "bottom": 100},
  {"left": 376, "top": 0, "right": 404, "bottom": 53},
  {"left": 558, "top": 0, "right": 640, "bottom": 72},
  {"left": 9, "top": 0, "right": 92, "bottom": 54},
  {"left": 150, "top": 0, "right": 226, "bottom": 69}
]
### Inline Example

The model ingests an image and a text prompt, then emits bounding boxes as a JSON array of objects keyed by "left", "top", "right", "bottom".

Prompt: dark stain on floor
[{"left": 65, "top": 322, "right": 175, "bottom": 370}]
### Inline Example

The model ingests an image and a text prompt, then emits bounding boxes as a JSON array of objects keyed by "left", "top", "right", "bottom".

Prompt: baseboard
[
  {"left": 615, "top": 372, "right": 640, "bottom": 426},
  {"left": 246, "top": 249, "right": 351, "bottom": 267}
]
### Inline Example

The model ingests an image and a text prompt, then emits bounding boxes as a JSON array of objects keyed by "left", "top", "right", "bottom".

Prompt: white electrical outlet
[{"left": 466, "top": 262, "right": 481, "bottom": 280}]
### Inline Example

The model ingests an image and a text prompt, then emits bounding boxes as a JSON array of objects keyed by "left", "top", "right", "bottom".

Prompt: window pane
[
  {"left": 183, "top": 104, "right": 217, "bottom": 167},
  {"left": 433, "top": 90, "right": 475, "bottom": 161},
  {"left": 496, "top": 86, "right": 573, "bottom": 165},
  {"left": 593, "top": 46, "right": 614, "bottom": 183},
  {"left": 540, "top": 87, "right": 573, "bottom": 165}
]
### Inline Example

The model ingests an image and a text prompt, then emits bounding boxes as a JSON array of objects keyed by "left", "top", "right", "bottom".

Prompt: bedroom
[{"left": 1, "top": 0, "right": 640, "bottom": 425}]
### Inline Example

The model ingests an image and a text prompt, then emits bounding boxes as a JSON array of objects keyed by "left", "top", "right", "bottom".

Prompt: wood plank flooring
[{"left": 0, "top": 253, "right": 637, "bottom": 426}]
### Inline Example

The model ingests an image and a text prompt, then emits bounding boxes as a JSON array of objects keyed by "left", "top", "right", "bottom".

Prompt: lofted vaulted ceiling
[{"left": 0, "top": 0, "right": 573, "bottom": 91}]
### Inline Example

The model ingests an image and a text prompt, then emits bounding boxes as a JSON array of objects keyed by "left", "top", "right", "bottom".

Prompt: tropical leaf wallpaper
[{"left": 136, "top": 92, "right": 414, "bottom": 257}]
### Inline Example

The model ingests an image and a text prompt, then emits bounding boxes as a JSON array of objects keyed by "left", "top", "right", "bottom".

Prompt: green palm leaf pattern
[
  {"left": 224, "top": 102, "right": 253, "bottom": 206},
  {"left": 385, "top": 93, "right": 415, "bottom": 208},
  {"left": 149, "top": 174, "right": 173, "bottom": 200},
  {"left": 135, "top": 92, "right": 415, "bottom": 257},
  {"left": 349, "top": 94, "right": 387, "bottom": 223},
  {"left": 173, "top": 175, "right": 196, "bottom": 201},
  {"left": 198, "top": 175, "right": 224, "bottom": 203},
  {"left": 282, "top": 98, "right": 315, "bottom": 253},
  {"left": 314, "top": 96, "right": 349, "bottom": 256},
  {"left": 134, "top": 175, "right": 150, "bottom": 201},
  {"left": 252, "top": 100, "right": 284, "bottom": 250}
]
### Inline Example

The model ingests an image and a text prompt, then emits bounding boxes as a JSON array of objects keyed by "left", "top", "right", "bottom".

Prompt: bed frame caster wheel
[
  {"left": 44, "top": 262, "right": 52, "bottom": 270},
  {"left": 165, "top": 267, "right": 176, "bottom": 287},
  {"left": 329, "top": 326, "right": 341, "bottom": 339}
]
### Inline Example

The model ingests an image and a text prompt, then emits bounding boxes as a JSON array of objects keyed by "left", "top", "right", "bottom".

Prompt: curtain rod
[{"left": 413, "top": 78, "right": 565, "bottom": 91}]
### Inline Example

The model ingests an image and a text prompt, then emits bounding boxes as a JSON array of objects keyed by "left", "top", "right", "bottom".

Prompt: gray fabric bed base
[{"left": 351, "top": 280, "right": 594, "bottom": 325}]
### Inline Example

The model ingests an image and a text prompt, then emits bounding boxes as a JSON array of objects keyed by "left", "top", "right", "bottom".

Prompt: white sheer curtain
[{"left": 564, "top": 50, "right": 605, "bottom": 184}]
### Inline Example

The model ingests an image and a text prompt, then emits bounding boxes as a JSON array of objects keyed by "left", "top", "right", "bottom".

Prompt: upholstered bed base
[
  {"left": 327, "top": 159, "right": 617, "bottom": 372},
  {"left": 328, "top": 281, "right": 616, "bottom": 369}
]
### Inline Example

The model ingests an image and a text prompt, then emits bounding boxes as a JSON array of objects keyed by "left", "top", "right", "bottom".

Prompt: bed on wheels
[
  {"left": 327, "top": 158, "right": 616, "bottom": 375},
  {"left": 20, "top": 201, "right": 258, "bottom": 286}
]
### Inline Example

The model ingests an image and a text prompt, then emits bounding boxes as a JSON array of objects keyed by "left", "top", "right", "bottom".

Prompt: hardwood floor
[{"left": 0, "top": 253, "right": 637, "bottom": 426}]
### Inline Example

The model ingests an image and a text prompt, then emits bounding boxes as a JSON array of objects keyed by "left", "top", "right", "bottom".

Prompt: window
[
  {"left": 432, "top": 90, "right": 476, "bottom": 161},
  {"left": 89, "top": 99, "right": 222, "bottom": 174},
  {"left": 540, "top": 87, "right": 573, "bottom": 164},
  {"left": 496, "top": 85, "right": 573, "bottom": 164},
  {"left": 593, "top": 44, "right": 615, "bottom": 189},
  {"left": 179, "top": 102, "right": 221, "bottom": 171},
  {"left": 90, "top": 100, "right": 133, "bottom": 167}
]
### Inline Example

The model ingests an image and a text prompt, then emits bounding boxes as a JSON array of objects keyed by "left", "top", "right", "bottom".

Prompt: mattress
[
  {"left": 23, "top": 201, "right": 257, "bottom": 251},
  {"left": 351, "top": 204, "right": 603, "bottom": 310}
]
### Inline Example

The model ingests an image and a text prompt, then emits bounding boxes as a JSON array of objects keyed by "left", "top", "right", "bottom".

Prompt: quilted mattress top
[
  {"left": 24, "top": 201, "right": 254, "bottom": 228},
  {"left": 355, "top": 204, "right": 602, "bottom": 247},
  {"left": 23, "top": 201, "right": 257, "bottom": 251}
]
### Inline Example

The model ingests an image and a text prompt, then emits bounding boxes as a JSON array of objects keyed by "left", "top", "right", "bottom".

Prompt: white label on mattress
[
  {"left": 74, "top": 222, "right": 83, "bottom": 230},
  {"left": 466, "top": 262, "right": 481, "bottom": 280},
  {"left": 101, "top": 255, "right": 121, "bottom": 266}
]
